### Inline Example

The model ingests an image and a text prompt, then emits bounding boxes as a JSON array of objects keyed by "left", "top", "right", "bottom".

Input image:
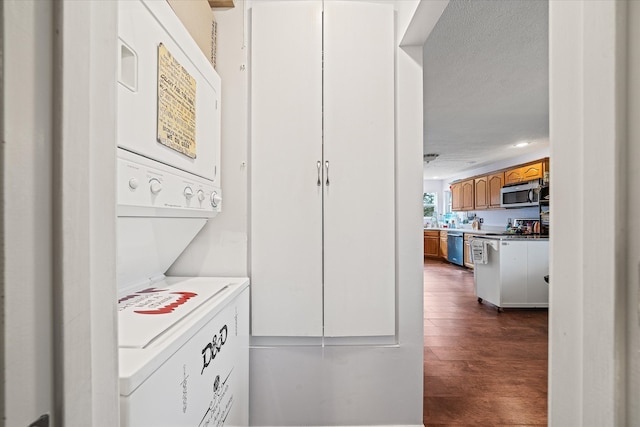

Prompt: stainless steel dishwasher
[{"left": 447, "top": 230, "right": 464, "bottom": 266}]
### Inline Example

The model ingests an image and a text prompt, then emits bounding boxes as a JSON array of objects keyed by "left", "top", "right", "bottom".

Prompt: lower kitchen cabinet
[
  {"left": 424, "top": 230, "right": 440, "bottom": 258},
  {"left": 440, "top": 231, "right": 448, "bottom": 259},
  {"left": 463, "top": 233, "right": 477, "bottom": 269}
]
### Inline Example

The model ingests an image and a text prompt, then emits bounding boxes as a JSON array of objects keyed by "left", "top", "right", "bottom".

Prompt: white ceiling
[{"left": 422, "top": 0, "right": 549, "bottom": 180}]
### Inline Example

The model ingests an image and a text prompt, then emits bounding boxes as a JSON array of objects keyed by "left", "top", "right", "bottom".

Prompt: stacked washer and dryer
[{"left": 116, "top": 1, "right": 249, "bottom": 426}]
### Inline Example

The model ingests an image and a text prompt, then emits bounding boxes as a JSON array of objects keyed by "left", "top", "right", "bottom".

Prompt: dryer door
[{"left": 117, "top": 0, "right": 221, "bottom": 182}]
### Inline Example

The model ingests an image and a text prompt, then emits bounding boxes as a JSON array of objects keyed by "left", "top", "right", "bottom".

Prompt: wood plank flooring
[{"left": 423, "top": 258, "right": 548, "bottom": 426}]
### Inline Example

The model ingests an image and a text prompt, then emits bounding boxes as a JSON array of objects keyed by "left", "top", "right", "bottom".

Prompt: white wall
[
  {"left": 626, "top": 2, "right": 640, "bottom": 423},
  {"left": 169, "top": 2, "right": 249, "bottom": 278},
  {"left": 54, "top": 2, "right": 120, "bottom": 425},
  {"left": 549, "top": 1, "right": 628, "bottom": 425},
  {"left": 471, "top": 207, "right": 539, "bottom": 228},
  {"left": 423, "top": 178, "right": 443, "bottom": 195},
  {"left": 3, "top": 2, "right": 55, "bottom": 423},
  {"left": 247, "top": 1, "right": 426, "bottom": 425}
]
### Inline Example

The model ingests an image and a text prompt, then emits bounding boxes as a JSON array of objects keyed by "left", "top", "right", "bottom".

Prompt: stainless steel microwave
[{"left": 500, "top": 180, "right": 540, "bottom": 208}]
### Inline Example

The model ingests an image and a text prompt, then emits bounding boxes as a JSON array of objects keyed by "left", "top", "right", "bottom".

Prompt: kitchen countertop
[
  {"left": 423, "top": 227, "right": 502, "bottom": 235},
  {"left": 471, "top": 234, "right": 549, "bottom": 241},
  {"left": 424, "top": 227, "right": 549, "bottom": 240}
]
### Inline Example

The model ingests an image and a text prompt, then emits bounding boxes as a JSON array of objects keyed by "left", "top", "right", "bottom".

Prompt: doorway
[{"left": 419, "top": 0, "right": 550, "bottom": 424}]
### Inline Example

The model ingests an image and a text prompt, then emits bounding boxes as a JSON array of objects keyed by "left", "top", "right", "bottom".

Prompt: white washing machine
[{"left": 116, "top": 2, "right": 248, "bottom": 426}]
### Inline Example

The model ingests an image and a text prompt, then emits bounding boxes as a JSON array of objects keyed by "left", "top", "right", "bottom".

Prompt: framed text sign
[{"left": 157, "top": 43, "right": 197, "bottom": 159}]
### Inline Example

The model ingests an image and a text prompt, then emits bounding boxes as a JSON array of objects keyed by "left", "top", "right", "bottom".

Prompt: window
[
  {"left": 423, "top": 192, "right": 437, "bottom": 218},
  {"left": 444, "top": 190, "right": 452, "bottom": 214}
]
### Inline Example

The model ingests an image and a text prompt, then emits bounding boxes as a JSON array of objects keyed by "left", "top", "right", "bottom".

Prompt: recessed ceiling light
[
  {"left": 433, "top": 176, "right": 439, "bottom": 179},
  {"left": 513, "top": 141, "right": 531, "bottom": 148}
]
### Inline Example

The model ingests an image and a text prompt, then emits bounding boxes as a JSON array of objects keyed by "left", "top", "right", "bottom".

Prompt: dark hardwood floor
[{"left": 423, "top": 258, "right": 548, "bottom": 426}]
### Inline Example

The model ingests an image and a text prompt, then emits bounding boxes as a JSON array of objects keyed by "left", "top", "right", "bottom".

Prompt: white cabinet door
[
  {"left": 250, "top": 1, "right": 324, "bottom": 336},
  {"left": 250, "top": 1, "right": 395, "bottom": 338},
  {"left": 500, "top": 241, "right": 528, "bottom": 305},
  {"left": 323, "top": 1, "right": 395, "bottom": 337},
  {"left": 526, "top": 241, "right": 549, "bottom": 305}
]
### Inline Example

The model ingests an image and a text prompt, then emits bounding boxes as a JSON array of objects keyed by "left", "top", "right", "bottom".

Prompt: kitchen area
[
  {"left": 420, "top": 0, "right": 551, "bottom": 305},
  {"left": 422, "top": 154, "right": 551, "bottom": 425},
  {"left": 423, "top": 156, "right": 550, "bottom": 310},
  {"left": 420, "top": 1, "right": 550, "bottom": 422}
]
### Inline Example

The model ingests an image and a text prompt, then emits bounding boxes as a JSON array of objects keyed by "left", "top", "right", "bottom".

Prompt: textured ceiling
[{"left": 422, "top": 0, "right": 549, "bottom": 179}]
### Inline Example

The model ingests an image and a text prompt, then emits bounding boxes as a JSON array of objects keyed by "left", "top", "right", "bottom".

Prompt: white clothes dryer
[
  {"left": 118, "top": 276, "right": 249, "bottom": 427},
  {"left": 117, "top": 0, "right": 221, "bottom": 184}
]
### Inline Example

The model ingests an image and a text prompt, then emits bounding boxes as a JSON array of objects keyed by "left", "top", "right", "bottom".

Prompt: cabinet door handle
[
  {"left": 317, "top": 161, "right": 322, "bottom": 186},
  {"left": 325, "top": 160, "right": 330, "bottom": 186}
]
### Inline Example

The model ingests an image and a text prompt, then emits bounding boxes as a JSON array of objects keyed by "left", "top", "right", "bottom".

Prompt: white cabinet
[{"left": 250, "top": 1, "right": 395, "bottom": 337}]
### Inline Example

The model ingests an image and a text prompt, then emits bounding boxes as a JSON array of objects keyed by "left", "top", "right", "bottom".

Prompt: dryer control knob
[
  {"left": 184, "top": 186, "right": 194, "bottom": 199},
  {"left": 210, "top": 191, "right": 222, "bottom": 208},
  {"left": 128, "top": 178, "right": 139, "bottom": 190},
  {"left": 149, "top": 178, "right": 162, "bottom": 195},
  {"left": 197, "top": 190, "right": 205, "bottom": 202}
]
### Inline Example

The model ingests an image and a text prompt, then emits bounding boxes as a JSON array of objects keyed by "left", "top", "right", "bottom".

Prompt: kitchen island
[{"left": 470, "top": 235, "right": 549, "bottom": 310}]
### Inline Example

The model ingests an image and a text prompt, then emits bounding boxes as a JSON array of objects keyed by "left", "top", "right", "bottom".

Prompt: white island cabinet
[
  {"left": 250, "top": 1, "right": 395, "bottom": 338},
  {"left": 472, "top": 237, "right": 549, "bottom": 310}
]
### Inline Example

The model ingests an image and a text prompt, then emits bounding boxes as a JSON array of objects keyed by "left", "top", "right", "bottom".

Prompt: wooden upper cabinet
[
  {"left": 504, "top": 161, "right": 544, "bottom": 185},
  {"left": 451, "top": 179, "right": 475, "bottom": 211},
  {"left": 450, "top": 158, "right": 548, "bottom": 211},
  {"left": 474, "top": 176, "right": 488, "bottom": 210},
  {"left": 488, "top": 172, "right": 504, "bottom": 208},
  {"left": 451, "top": 182, "right": 463, "bottom": 211},
  {"left": 461, "top": 179, "right": 474, "bottom": 210}
]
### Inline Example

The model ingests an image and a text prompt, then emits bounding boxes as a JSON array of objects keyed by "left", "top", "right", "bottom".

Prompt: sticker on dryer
[
  {"left": 157, "top": 43, "right": 197, "bottom": 159},
  {"left": 198, "top": 368, "right": 234, "bottom": 427},
  {"left": 118, "top": 287, "right": 197, "bottom": 315}
]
